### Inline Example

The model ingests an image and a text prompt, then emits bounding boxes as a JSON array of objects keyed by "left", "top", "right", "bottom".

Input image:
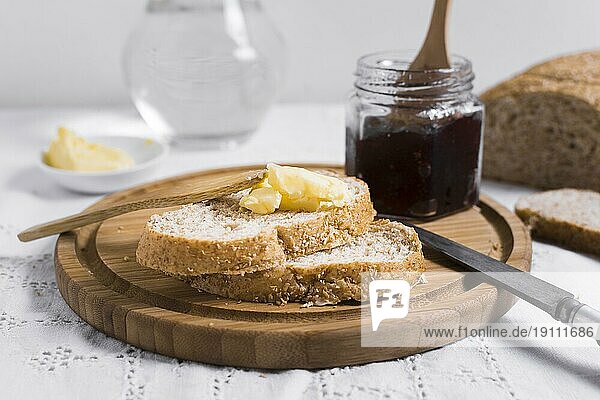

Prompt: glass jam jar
[{"left": 346, "top": 51, "right": 484, "bottom": 219}]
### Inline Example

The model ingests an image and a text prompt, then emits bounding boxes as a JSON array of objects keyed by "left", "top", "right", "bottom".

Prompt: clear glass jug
[{"left": 123, "top": 0, "right": 285, "bottom": 148}]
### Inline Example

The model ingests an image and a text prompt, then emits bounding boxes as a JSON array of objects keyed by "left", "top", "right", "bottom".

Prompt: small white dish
[{"left": 39, "top": 135, "right": 168, "bottom": 194}]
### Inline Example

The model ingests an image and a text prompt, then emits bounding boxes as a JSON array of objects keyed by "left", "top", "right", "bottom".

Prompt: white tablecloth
[{"left": 1, "top": 104, "right": 599, "bottom": 399}]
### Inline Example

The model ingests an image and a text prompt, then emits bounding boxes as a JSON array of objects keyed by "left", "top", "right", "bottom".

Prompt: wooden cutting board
[{"left": 54, "top": 164, "right": 531, "bottom": 369}]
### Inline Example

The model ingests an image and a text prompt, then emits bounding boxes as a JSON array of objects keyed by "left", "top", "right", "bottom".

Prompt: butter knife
[{"left": 380, "top": 214, "right": 600, "bottom": 344}]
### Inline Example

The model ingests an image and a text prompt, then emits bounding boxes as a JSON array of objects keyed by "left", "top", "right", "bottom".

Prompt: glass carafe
[{"left": 123, "top": 0, "right": 285, "bottom": 148}]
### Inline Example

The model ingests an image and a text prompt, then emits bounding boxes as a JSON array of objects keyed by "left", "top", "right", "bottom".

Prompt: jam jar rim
[{"left": 354, "top": 50, "right": 475, "bottom": 99}]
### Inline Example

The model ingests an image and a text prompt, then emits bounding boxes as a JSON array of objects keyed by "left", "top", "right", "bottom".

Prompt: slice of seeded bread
[
  {"left": 515, "top": 189, "right": 600, "bottom": 255},
  {"left": 136, "top": 175, "right": 375, "bottom": 276},
  {"left": 190, "top": 219, "right": 425, "bottom": 305}
]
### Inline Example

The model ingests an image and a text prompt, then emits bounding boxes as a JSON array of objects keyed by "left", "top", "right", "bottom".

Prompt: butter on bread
[
  {"left": 44, "top": 127, "right": 134, "bottom": 172},
  {"left": 239, "top": 186, "right": 282, "bottom": 214},
  {"left": 239, "top": 163, "right": 351, "bottom": 214},
  {"left": 136, "top": 173, "right": 375, "bottom": 276}
]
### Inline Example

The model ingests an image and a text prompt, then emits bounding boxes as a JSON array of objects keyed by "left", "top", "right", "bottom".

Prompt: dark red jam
[{"left": 346, "top": 111, "right": 484, "bottom": 219}]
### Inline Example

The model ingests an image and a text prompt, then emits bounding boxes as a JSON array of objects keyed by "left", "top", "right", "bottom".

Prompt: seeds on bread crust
[{"left": 190, "top": 220, "right": 426, "bottom": 305}]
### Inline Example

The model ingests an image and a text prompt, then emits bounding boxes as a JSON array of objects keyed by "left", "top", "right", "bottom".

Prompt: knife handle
[
  {"left": 556, "top": 298, "right": 600, "bottom": 346},
  {"left": 572, "top": 305, "right": 600, "bottom": 346}
]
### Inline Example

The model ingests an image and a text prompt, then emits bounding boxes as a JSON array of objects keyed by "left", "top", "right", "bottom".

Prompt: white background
[{"left": 1, "top": 0, "right": 599, "bottom": 107}]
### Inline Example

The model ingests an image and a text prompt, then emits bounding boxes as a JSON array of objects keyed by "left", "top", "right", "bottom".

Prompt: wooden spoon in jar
[
  {"left": 410, "top": 0, "right": 452, "bottom": 70},
  {"left": 17, "top": 169, "right": 266, "bottom": 242}
]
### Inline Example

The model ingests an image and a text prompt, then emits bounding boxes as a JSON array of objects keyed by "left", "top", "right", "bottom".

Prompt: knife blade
[{"left": 379, "top": 214, "right": 600, "bottom": 341}]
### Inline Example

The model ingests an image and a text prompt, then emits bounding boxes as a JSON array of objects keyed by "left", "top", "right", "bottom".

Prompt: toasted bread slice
[
  {"left": 515, "top": 189, "right": 600, "bottom": 255},
  {"left": 190, "top": 220, "right": 425, "bottom": 305},
  {"left": 136, "top": 175, "right": 375, "bottom": 276}
]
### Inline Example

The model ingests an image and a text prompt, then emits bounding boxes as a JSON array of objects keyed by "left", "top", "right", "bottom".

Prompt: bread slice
[
  {"left": 481, "top": 50, "right": 600, "bottom": 191},
  {"left": 190, "top": 219, "right": 425, "bottom": 305},
  {"left": 515, "top": 189, "right": 600, "bottom": 255},
  {"left": 136, "top": 175, "right": 375, "bottom": 276}
]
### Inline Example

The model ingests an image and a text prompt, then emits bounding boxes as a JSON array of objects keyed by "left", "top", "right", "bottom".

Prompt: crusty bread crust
[
  {"left": 515, "top": 189, "right": 600, "bottom": 256},
  {"left": 136, "top": 227, "right": 286, "bottom": 275},
  {"left": 190, "top": 220, "right": 426, "bottom": 305},
  {"left": 481, "top": 50, "right": 600, "bottom": 191},
  {"left": 136, "top": 177, "right": 375, "bottom": 276}
]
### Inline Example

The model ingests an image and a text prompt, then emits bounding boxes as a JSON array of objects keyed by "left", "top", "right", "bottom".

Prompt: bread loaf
[{"left": 481, "top": 51, "right": 600, "bottom": 191}]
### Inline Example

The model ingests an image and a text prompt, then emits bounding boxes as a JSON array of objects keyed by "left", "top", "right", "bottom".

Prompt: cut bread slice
[
  {"left": 136, "top": 175, "right": 375, "bottom": 276},
  {"left": 190, "top": 219, "right": 425, "bottom": 305},
  {"left": 515, "top": 189, "right": 600, "bottom": 255}
]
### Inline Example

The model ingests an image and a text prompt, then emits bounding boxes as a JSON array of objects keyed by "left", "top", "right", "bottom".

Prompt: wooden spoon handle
[
  {"left": 410, "top": 0, "right": 452, "bottom": 70},
  {"left": 18, "top": 169, "right": 266, "bottom": 242}
]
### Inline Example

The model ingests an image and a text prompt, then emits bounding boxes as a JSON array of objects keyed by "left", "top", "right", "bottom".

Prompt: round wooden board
[{"left": 54, "top": 164, "right": 532, "bottom": 369}]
